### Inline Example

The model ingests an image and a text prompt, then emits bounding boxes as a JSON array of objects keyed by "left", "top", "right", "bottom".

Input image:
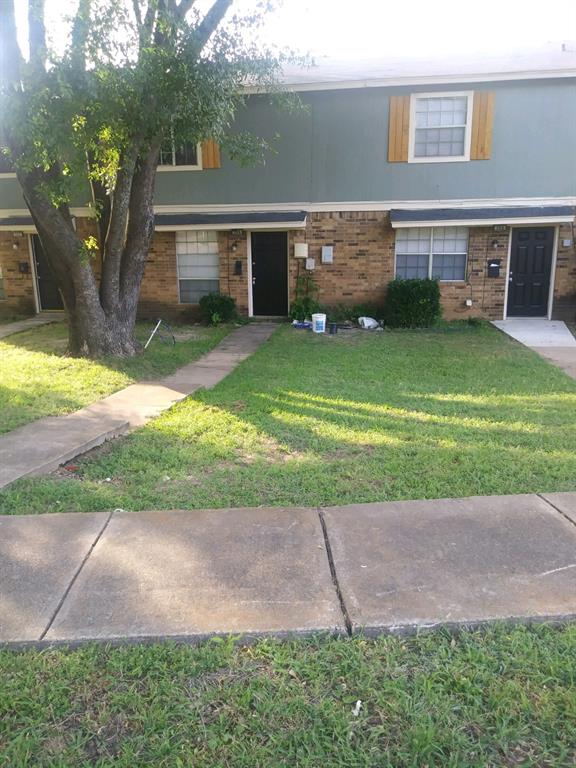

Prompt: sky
[{"left": 14, "top": 0, "right": 576, "bottom": 60}]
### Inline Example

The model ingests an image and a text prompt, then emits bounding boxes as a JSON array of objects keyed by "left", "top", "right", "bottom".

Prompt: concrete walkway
[
  {"left": 1, "top": 492, "right": 576, "bottom": 647},
  {"left": 493, "top": 318, "right": 576, "bottom": 379},
  {"left": 0, "top": 323, "right": 277, "bottom": 489},
  {"left": 0, "top": 313, "right": 64, "bottom": 340}
]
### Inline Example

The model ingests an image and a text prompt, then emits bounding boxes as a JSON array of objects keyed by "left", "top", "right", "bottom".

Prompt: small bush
[
  {"left": 384, "top": 279, "right": 441, "bottom": 328},
  {"left": 289, "top": 296, "right": 321, "bottom": 321},
  {"left": 198, "top": 293, "right": 237, "bottom": 325}
]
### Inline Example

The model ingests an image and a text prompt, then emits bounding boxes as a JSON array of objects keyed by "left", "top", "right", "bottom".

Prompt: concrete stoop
[{"left": 1, "top": 492, "right": 576, "bottom": 648}]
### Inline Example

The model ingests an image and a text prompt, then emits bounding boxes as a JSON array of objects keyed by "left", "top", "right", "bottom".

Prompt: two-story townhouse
[{"left": 1, "top": 43, "right": 575, "bottom": 323}]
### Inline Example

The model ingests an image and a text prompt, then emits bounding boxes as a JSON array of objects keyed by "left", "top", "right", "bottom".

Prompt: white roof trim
[
  {"left": 156, "top": 220, "right": 307, "bottom": 232},
  {"left": 392, "top": 216, "right": 573, "bottom": 228}
]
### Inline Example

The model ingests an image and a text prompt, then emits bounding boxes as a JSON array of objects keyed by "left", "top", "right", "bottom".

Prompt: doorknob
[
  {"left": 509, "top": 271, "right": 513, "bottom": 282},
  {"left": 252, "top": 277, "right": 256, "bottom": 285}
]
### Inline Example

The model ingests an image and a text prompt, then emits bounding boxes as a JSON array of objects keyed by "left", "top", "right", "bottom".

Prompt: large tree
[{"left": 0, "top": 0, "right": 291, "bottom": 357}]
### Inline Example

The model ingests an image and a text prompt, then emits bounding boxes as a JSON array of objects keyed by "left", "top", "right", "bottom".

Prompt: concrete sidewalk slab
[
  {"left": 0, "top": 323, "right": 277, "bottom": 489},
  {"left": 531, "top": 347, "right": 576, "bottom": 380},
  {"left": 46, "top": 507, "right": 343, "bottom": 642},
  {"left": 0, "top": 512, "right": 107, "bottom": 641},
  {"left": 323, "top": 494, "right": 576, "bottom": 634},
  {"left": 0, "top": 313, "right": 64, "bottom": 340},
  {"left": 0, "top": 413, "right": 128, "bottom": 488},
  {"left": 541, "top": 492, "right": 576, "bottom": 525},
  {"left": 493, "top": 319, "right": 576, "bottom": 348}
]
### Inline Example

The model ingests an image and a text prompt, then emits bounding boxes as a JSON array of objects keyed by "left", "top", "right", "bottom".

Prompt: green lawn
[
  {"left": 0, "top": 322, "right": 230, "bottom": 434},
  {"left": 2, "top": 322, "right": 575, "bottom": 515},
  {"left": 1, "top": 625, "right": 575, "bottom": 767}
]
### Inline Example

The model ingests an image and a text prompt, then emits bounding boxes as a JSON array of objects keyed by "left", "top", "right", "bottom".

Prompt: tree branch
[
  {"left": 0, "top": 0, "right": 24, "bottom": 91},
  {"left": 195, "top": 0, "right": 232, "bottom": 50},
  {"left": 70, "top": 0, "right": 92, "bottom": 71},
  {"left": 28, "top": 0, "right": 47, "bottom": 74},
  {"left": 131, "top": 0, "right": 142, "bottom": 27},
  {"left": 176, "top": 0, "right": 197, "bottom": 20}
]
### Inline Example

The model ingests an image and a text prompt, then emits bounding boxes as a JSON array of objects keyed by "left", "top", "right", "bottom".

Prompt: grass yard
[
  {"left": 1, "top": 625, "right": 575, "bottom": 767},
  {"left": 1, "top": 322, "right": 575, "bottom": 515},
  {"left": 0, "top": 321, "right": 230, "bottom": 434}
]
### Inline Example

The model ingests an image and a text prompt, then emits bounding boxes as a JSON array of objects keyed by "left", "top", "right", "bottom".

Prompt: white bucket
[{"left": 311, "top": 313, "right": 327, "bottom": 334}]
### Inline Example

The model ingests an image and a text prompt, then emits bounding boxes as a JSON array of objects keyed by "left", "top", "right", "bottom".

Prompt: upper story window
[
  {"left": 158, "top": 140, "right": 201, "bottom": 171},
  {"left": 395, "top": 227, "right": 468, "bottom": 281},
  {"left": 409, "top": 92, "right": 473, "bottom": 163}
]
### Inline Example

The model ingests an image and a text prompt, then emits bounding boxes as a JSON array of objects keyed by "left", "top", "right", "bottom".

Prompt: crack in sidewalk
[
  {"left": 38, "top": 510, "right": 114, "bottom": 641},
  {"left": 318, "top": 508, "right": 352, "bottom": 637}
]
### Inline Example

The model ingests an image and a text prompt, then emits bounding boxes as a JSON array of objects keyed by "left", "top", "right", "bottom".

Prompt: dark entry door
[
  {"left": 32, "top": 235, "right": 63, "bottom": 310},
  {"left": 507, "top": 228, "right": 554, "bottom": 317},
  {"left": 251, "top": 231, "right": 288, "bottom": 316}
]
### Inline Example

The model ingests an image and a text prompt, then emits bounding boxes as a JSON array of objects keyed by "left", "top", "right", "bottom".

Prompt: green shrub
[
  {"left": 384, "top": 279, "right": 441, "bottom": 328},
  {"left": 290, "top": 273, "right": 320, "bottom": 321},
  {"left": 198, "top": 293, "right": 237, "bottom": 325}
]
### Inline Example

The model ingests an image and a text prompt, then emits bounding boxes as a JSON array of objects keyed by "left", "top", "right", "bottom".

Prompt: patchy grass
[
  {"left": 0, "top": 625, "right": 575, "bottom": 767},
  {"left": 0, "top": 322, "right": 231, "bottom": 434},
  {"left": 2, "top": 323, "right": 575, "bottom": 514}
]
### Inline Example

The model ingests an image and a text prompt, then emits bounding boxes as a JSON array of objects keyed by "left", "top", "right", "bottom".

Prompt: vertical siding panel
[
  {"left": 388, "top": 95, "right": 410, "bottom": 162},
  {"left": 471, "top": 92, "right": 494, "bottom": 160},
  {"left": 201, "top": 139, "right": 221, "bottom": 169}
]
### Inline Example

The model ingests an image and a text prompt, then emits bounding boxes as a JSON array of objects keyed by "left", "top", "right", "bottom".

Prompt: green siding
[{"left": 1, "top": 78, "right": 575, "bottom": 211}]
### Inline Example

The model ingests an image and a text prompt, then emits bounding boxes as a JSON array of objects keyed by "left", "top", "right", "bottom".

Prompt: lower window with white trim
[
  {"left": 395, "top": 226, "right": 468, "bottom": 281},
  {"left": 176, "top": 231, "right": 220, "bottom": 303},
  {"left": 0, "top": 265, "right": 5, "bottom": 299}
]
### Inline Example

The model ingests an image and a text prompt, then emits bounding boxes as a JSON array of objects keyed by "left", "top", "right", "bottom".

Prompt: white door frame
[
  {"left": 247, "top": 230, "right": 290, "bottom": 317},
  {"left": 502, "top": 224, "right": 559, "bottom": 320},
  {"left": 28, "top": 234, "right": 41, "bottom": 314}
]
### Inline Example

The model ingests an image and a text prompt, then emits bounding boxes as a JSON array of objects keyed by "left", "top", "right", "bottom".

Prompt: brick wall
[
  {"left": 2, "top": 214, "right": 575, "bottom": 323},
  {"left": 289, "top": 213, "right": 511, "bottom": 320},
  {"left": 552, "top": 223, "right": 576, "bottom": 321},
  {"left": 0, "top": 232, "right": 36, "bottom": 317}
]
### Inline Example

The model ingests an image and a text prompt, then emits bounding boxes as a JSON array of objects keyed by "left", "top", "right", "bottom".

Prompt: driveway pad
[
  {"left": 323, "top": 494, "right": 576, "bottom": 633},
  {"left": 0, "top": 512, "right": 108, "bottom": 641},
  {"left": 47, "top": 507, "right": 343, "bottom": 641},
  {"left": 541, "top": 492, "right": 576, "bottom": 525}
]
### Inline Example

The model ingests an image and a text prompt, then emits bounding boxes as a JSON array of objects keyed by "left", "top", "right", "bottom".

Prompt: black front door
[
  {"left": 32, "top": 235, "right": 63, "bottom": 310},
  {"left": 251, "top": 231, "right": 288, "bottom": 316},
  {"left": 507, "top": 228, "right": 554, "bottom": 317}
]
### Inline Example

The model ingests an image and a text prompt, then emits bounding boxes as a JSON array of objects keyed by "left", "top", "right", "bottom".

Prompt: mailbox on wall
[{"left": 487, "top": 259, "right": 501, "bottom": 278}]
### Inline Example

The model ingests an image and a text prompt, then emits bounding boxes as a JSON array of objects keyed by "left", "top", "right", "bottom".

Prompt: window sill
[
  {"left": 157, "top": 165, "right": 202, "bottom": 172},
  {"left": 407, "top": 156, "right": 470, "bottom": 164}
]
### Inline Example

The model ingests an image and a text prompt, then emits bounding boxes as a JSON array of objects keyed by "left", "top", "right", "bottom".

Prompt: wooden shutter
[
  {"left": 470, "top": 92, "right": 494, "bottom": 160},
  {"left": 388, "top": 95, "right": 410, "bottom": 162},
  {"left": 201, "top": 139, "right": 221, "bottom": 169}
]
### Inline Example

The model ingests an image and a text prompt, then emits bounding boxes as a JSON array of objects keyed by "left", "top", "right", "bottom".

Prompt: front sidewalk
[
  {"left": 0, "top": 323, "right": 277, "bottom": 489},
  {"left": 1, "top": 492, "right": 576, "bottom": 647}
]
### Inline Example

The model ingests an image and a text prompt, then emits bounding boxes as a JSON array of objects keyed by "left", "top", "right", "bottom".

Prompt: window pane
[
  {"left": 158, "top": 142, "right": 174, "bottom": 166},
  {"left": 432, "top": 227, "right": 468, "bottom": 253},
  {"left": 179, "top": 279, "right": 219, "bottom": 304},
  {"left": 431, "top": 253, "right": 467, "bottom": 281},
  {"left": 414, "top": 96, "right": 468, "bottom": 157},
  {"left": 174, "top": 142, "right": 198, "bottom": 166},
  {"left": 395, "top": 227, "right": 431, "bottom": 255},
  {"left": 0, "top": 265, "right": 5, "bottom": 299},
  {"left": 396, "top": 253, "right": 429, "bottom": 279}
]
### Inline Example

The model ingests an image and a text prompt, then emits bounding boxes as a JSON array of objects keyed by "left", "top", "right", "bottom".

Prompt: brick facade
[
  {"left": 1, "top": 214, "right": 575, "bottom": 322},
  {"left": 0, "top": 231, "right": 36, "bottom": 317}
]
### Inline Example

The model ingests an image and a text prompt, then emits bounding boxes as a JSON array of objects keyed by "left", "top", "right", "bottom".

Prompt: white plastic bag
[{"left": 358, "top": 316, "right": 379, "bottom": 330}]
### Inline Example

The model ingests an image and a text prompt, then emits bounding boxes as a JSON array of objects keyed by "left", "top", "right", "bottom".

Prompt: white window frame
[
  {"left": 176, "top": 230, "right": 220, "bottom": 305},
  {"left": 408, "top": 91, "right": 474, "bottom": 164},
  {"left": 157, "top": 141, "right": 203, "bottom": 172},
  {"left": 394, "top": 227, "right": 469, "bottom": 282}
]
